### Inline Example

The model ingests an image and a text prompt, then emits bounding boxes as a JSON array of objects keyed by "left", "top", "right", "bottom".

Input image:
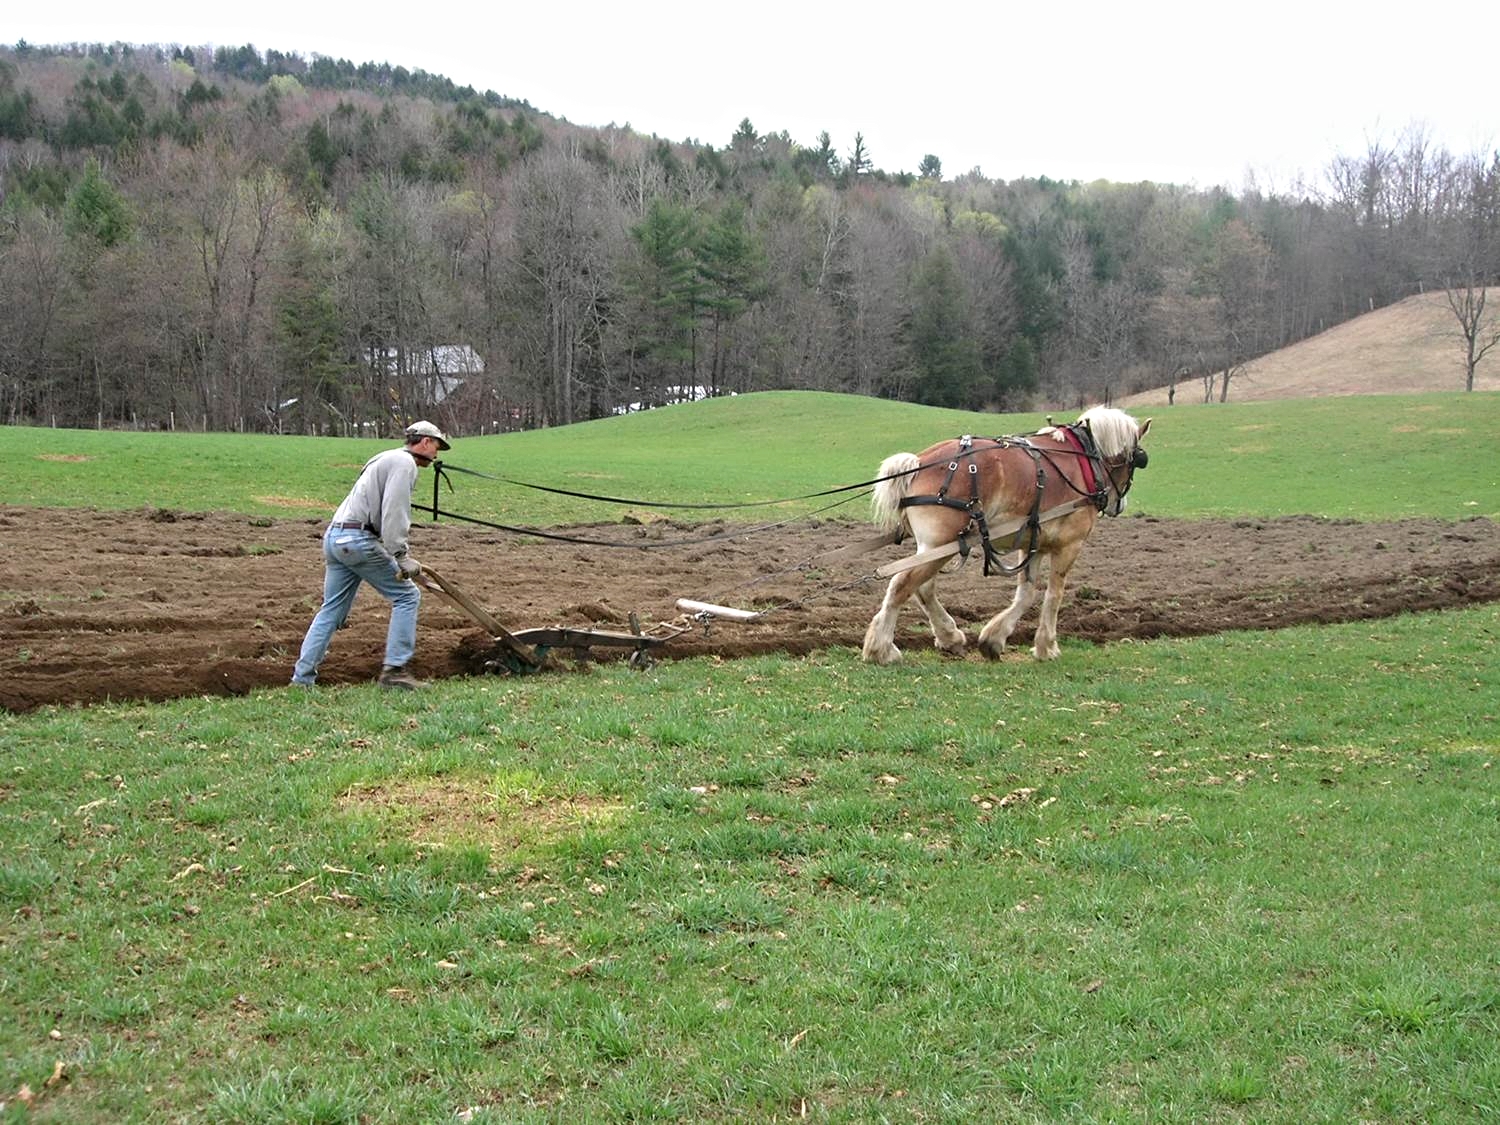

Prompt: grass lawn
[{"left": 2, "top": 606, "right": 1497, "bottom": 1121}]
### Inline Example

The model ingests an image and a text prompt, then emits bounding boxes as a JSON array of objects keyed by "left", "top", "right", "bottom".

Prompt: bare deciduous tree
[
  {"left": 1201, "top": 219, "right": 1274, "bottom": 401},
  {"left": 1443, "top": 285, "right": 1499, "bottom": 390},
  {"left": 508, "top": 150, "right": 621, "bottom": 425},
  {"left": 1436, "top": 154, "right": 1500, "bottom": 390},
  {"left": 0, "top": 207, "right": 65, "bottom": 422}
]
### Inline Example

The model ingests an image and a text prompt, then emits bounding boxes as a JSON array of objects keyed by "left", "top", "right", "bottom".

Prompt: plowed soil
[{"left": 3, "top": 505, "right": 1498, "bottom": 713}]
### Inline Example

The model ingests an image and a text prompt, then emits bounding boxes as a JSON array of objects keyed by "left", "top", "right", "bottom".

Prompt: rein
[
  {"left": 418, "top": 452, "right": 968, "bottom": 553},
  {"left": 433, "top": 460, "right": 920, "bottom": 511},
  {"left": 412, "top": 488, "right": 871, "bottom": 552}
]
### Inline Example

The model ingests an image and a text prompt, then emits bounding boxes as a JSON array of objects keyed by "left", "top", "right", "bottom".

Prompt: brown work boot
[{"left": 378, "top": 665, "right": 427, "bottom": 690}]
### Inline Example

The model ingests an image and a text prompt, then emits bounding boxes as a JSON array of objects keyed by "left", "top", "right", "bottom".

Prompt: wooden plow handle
[{"left": 415, "top": 565, "right": 544, "bottom": 671}]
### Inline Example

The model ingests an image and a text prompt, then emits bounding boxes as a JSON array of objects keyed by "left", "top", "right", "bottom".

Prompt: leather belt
[{"left": 331, "top": 521, "right": 369, "bottom": 530}]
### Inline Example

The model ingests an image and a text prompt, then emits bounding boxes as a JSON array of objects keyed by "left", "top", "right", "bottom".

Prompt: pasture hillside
[
  {"left": 6, "top": 392, "right": 1497, "bottom": 522},
  {"left": 1119, "top": 289, "right": 1500, "bottom": 405}
]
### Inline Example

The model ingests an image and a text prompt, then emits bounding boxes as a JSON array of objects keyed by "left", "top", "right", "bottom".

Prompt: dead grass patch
[
  {"left": 338, "top": 777, "right": 627, "bottom": 848},
  {"left": 252, "top": 495, "right": 330, "bottom": 509},
  {"left": 1393, "top": 424, "right": 1466, "bottom": 435},
  {"left": 1118, "top": 289, "right": 1500, "bottom": 406},
  {"left": 36, "top": 454, "right": 91, "bottom": 463}
]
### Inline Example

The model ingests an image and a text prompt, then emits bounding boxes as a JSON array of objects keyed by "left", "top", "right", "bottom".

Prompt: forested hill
[{"left": 1, "top": 40, "right": 1495, "bottom": 435}]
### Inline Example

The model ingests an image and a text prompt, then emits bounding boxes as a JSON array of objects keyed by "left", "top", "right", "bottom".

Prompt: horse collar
[{"left": 1060, "top": 425, "right": 1106, "bottom": 505}]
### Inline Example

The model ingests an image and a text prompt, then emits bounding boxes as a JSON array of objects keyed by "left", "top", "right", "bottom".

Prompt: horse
[{"left": 861, "top": 406, "right": 1151, "bottom": 665}]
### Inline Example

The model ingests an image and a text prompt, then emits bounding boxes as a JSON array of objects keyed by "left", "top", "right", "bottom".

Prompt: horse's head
[{"left": 1078, "top": 407, "right": 1151, "bottom": 516}]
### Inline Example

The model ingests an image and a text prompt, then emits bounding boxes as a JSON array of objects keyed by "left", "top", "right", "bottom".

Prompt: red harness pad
[{"left": 1058, "top": 427, "right": 1097, "bottom": 494}]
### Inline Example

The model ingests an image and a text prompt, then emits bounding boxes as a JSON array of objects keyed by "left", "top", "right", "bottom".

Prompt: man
[{"left": 291, "top": 420, "right": 451, "bottom": 691}]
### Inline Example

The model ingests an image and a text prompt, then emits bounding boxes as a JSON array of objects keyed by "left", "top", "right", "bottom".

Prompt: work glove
[{"left": 397, "top": 555, "right": 422, "bottom": 580}]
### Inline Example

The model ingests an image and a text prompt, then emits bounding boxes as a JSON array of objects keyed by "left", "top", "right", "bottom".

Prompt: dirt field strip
[{"left": 2, "top": 506, "right": 1497, "bottom": 712}]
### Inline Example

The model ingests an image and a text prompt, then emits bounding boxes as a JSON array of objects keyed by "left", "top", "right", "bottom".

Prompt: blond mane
[{"left": 1076, "top": 406, "right": 1141, "bottom": 459}]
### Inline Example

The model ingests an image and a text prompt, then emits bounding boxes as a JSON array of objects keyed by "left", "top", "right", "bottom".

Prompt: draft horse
[{"left": 862, "top": 406, "right": 1151, "bottom": 665}]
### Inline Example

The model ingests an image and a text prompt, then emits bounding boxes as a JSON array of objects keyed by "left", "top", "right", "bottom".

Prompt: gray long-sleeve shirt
[{"left": 330, "top": 447, "right": 420, "bottom": 560}]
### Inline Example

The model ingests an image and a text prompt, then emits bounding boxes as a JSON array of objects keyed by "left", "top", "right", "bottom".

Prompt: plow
[
  {"left": 416, "top": 565, "right": 685, "bottom": 672},
  {"left": 417, "top": 565, "right": 799, "bottom": 674}
]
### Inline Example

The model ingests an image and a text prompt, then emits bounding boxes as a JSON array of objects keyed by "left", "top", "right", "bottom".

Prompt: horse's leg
[
  {"left": 976, "top": 570, "right": 1039, "bottom": 660},
  {"left": 1033, "top": 538, "right": 1086, "bottom": 660},
  {"left": 913, "top": 574, "right": 967, "bottom": 655},
  {"left": 862, "top": 560, "right": 948, "bottom": 665},
  {"left": 862, "top": 571, "right": 914, "bottom": 665}
]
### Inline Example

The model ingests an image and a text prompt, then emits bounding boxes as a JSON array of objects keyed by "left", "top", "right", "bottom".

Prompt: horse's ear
[{"left": 1139, "top": 418, "right": 1152, "bottom": 439}]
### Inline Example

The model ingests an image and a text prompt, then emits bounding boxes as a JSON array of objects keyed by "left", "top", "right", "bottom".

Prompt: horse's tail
[{"left": 871, "top": 452, "right": 921, "bottom": 533}]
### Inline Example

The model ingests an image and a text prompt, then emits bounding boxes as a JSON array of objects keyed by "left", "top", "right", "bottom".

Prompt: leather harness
[{"left": 897, "top": 425, "right": 1113, "bottom": 577}]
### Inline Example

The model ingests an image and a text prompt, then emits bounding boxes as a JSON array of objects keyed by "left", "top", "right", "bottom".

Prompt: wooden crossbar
[
  {"left": 675, "top": 599, "right": 765, "bottom": 622},
  {"left": 875, "top": 541, "right": 962, "bottom": 577}
]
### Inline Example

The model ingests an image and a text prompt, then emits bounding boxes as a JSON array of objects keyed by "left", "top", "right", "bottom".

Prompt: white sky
[{"left": 10, "top": 2, "right": 1498, "bottom": 191}]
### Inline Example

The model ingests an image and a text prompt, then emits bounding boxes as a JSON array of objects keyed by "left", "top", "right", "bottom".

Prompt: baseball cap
[{"left": 405, "top": 420, "right": 451, "bottom": 450}]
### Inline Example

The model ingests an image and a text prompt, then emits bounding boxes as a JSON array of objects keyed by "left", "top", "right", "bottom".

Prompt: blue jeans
[{"left": 291, "top": 529, "right": 422, "bottom": 684}]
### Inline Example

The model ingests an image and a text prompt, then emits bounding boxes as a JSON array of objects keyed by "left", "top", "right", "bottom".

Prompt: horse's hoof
[
  {"left": 978, "top": 637, "right": 1006, "bottom": 661},
  {"left": 863, "top": 644, "right": 902, "bottom": 666},
  {"left": 936, "top": 635, "right": 967, "bottom": 656},
  {"left": 1033, "top": 645, "right": 1060, "bottom": 661}
]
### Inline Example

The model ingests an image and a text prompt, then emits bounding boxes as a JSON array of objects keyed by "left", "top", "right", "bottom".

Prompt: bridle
[
  {"left": 1051, "top": 420, "right": 1148, "bottom": 516},
  {"left": 1098, "top": 441, "right": 1148, "bottom": 513}
]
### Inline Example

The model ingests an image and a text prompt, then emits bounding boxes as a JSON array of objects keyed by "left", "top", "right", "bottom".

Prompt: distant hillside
[{"left": 1119, "top": 290, "right": 1499, "bottom": 406}]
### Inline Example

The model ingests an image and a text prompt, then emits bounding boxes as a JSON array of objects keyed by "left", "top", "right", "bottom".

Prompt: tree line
[{"left": 2, "top": 41, "right": 1497, "bottom": 436}]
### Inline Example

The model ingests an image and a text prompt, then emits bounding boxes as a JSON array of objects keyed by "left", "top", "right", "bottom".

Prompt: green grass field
[
  {"left": 4, "top": 390, "right": 1497, "bottom": 522},
  {"left": 2, "top": 392, "right": 1498, "bottom": 1122}
]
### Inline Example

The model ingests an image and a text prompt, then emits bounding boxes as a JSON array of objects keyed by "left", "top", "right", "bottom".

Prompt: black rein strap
[
  {"left": 433, "top": 460, "right": 911, "bottom": 511},
  {"left": 411, "top": 489, "right": 873, "bottom": 552}
]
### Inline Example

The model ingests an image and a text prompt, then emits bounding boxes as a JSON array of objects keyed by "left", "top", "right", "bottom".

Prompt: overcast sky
[{"left": 11, "top": 2, "right": 1497, "bottom": 191}]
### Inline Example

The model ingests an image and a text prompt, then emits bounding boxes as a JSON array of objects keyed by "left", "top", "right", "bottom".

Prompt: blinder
[{"left": 1132, "top": 447, "right": 1149, "bottom": 470}]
